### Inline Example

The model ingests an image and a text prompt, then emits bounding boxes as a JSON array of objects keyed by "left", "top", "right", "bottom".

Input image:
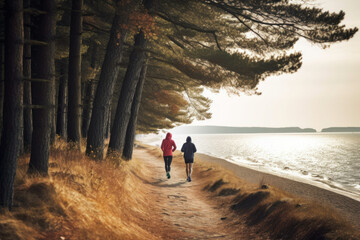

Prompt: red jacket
[{"left": 161, "top": 133, "right": 176, "bottom": 156}]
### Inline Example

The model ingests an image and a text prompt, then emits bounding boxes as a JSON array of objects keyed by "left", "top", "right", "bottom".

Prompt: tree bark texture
[
  {"left": 108, "top": 30, "right": 147, "bottom": 155},
  {"left": 122, "top": 61, "right": 148, "bottom": 160},
  {"left": 105, "top": 107, "right": 111, "bottom": 139},
  {"left": 81, "top": 80, "right": 95, "bottom": 137},
  {"left": 56, "top": 59, "right": 68, "bottom": 139},
  {"left": 50, "top": 59, "right": 56, "bottom": 145},
  {"left": 0, "top": 40, "right": 4, "bottom": 144},
  {"left": 0, "top": 0, "right": 23, "bottom": 209},
  {"left": 28, "top": 0, "right": 56, "bottom": 175},
  {"left": 23, "top": 0, "right": 32, "bottom": 152},
  {"left": 81, "top": 41, "right": 97, "bottom": 138},
  {"left": 86, "top": 11, "right": 127, "bottom": 160},
  {"left": 67, "top": 0, "right": 83, "bottom": 147}
]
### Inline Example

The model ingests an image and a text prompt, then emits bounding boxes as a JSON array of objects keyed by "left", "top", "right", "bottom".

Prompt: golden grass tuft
[{"left": 1, "top": 138, "right": 160, "bottom": 240}]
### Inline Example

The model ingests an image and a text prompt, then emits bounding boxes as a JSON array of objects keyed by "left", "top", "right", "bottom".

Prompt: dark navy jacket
[{"left": 181, "top": 136, "right": 197, "bottom": 160}]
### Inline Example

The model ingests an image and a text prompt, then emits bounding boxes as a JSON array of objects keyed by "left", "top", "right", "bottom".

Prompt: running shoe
[{"left": 188, "top": 176, "right": 191, "bottom": 182}]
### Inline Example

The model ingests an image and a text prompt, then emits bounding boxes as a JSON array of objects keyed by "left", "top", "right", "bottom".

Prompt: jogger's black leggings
[{"left": 163, "top": 156, "right": 173, "bottom": 172}]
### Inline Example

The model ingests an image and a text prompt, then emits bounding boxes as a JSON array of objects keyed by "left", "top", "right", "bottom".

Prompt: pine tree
[
  {"left": 108, "top": 0, "right": 154, "bottom": 155},
  {"left": 122, "top": 61, "right": 148, "bottom": 160},
  {"left": 0, "top": 0, "right": 5, "bottom": 143},
  {"left": 28, "top": 0, "right": 57, "bottom": 175},
  {"left": 23, "top": 0, "right": 32, "bottom": 152},
  {"left": 107, "top": 29, "right": 148, "bottom": 155},
  {"left": 81, "top": 40, "right": 99, "bottom": 138},
  {"left": 86, "top": 0, "right": 131, "bottom": 160},
  {"left": 67, "top": 0, "right": 83, "bottom": 147},
  {"left": 0, "top": 0, "right": 23, "bottom": 209}
]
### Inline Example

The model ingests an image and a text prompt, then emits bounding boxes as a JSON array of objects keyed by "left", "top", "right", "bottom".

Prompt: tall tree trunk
[
  {"left": 81, "top": 41, "right": 97, "bottom": 138},
  {"left": 55, "top": 0, "right": 70, "bottom": 141},
  {"left": 0, "top": 0, "right": 23, "bottom": 209},
  {"left": 108, "top": 30, "right": 147, "bottom": 155},
  {"left": 0, "top": 38, "right": 4, "bottom": 144},
  {"left": 122, "top": 61, "right": 148, "bottom": 160},
  {"left": 67, "top": 0, "right": 83, "bottom": 147},
  {"left": 23, "top": 0, "right": 32, "bottom": 152},
  {"left": 56, "top": 59, "right": 68, "bottom": 139},
  {"left": 81, "top": 80, "right": 95, "bottom": 137},
  {"left": 86, "top": 6, "right": 128, "bottom": 160},
  {"left": 28, "top": 0, "right": 56, "bottom": 175},
  {"left": 50, "top": 59, "right": 56, "bottom": 145}
]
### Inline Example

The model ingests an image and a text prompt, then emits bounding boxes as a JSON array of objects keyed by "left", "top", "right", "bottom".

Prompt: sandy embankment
[{"left": 196, "top": 153, "right": 360, "bottom": 230}]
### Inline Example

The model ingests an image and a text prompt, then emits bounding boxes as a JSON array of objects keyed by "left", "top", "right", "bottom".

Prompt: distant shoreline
[
  {"left": 321, "top": 127, "right": 360, "bottom": 132},
  {"left": 172, "top": 125, "right": 360, "bottom": 134},
  {"left": 173, "top": 126, "right": 317, "bottom": 134}
]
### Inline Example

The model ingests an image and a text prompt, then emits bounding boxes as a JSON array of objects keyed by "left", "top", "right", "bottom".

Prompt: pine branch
[
  {"left": 148, "top": 75, "right": 208, "bottom": 118},
  {"left": 204, "top": 1, "right": 268, "bottom": 45},
  {"left": 156, "top": 11, "right": 223, "bottom": 51}
]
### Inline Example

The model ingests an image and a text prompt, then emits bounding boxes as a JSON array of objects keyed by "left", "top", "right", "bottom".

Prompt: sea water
[{"left": 137, "top": 133, "right": 360, "bottom": 199}]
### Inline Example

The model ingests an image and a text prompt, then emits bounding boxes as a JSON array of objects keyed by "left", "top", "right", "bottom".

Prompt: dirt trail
[{"left": 133, "top": 148, "right": 266, "bottom": 240}]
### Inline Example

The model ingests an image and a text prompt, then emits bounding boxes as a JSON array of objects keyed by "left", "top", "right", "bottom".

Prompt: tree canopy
[{"left": 63, "top": 0, "right": 357, "bottom": 133}]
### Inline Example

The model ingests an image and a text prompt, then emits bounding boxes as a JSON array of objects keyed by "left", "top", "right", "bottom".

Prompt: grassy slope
[
  {"left": 1, "top": 140, "right": 359, "bottom": 239},
  {"left": 1, "top": 140, "right": 162, "bottom": 240}
]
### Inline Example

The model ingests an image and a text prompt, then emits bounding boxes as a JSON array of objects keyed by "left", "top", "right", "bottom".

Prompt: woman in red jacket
[{"left": 161, "top": 132, "right": 177, "bottom": 179}]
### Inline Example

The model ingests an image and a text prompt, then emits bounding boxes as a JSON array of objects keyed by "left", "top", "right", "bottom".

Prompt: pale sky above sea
[{"left": 189, "top": 0, "right": 360, "bottom": 132}]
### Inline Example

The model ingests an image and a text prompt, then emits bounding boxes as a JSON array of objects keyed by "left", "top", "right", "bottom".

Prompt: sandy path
[{"left": 133, "top": 148, "right": 266, "bottom": 240}]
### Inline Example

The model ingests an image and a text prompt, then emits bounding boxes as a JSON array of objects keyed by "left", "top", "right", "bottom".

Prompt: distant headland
[
  {"left": 172, "top": 126, "right": 317, "bottom": 134},
  {"left": 321, "top": 127, "right": 360, "bottom": 132}
]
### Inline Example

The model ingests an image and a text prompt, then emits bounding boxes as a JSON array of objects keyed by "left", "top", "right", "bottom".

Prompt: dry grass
[
  {"left": 1, "top": 138, "right": 160, "bottom": 240},
  {"left": 194, "top": 158, "right": 360, "bottom": 240}
]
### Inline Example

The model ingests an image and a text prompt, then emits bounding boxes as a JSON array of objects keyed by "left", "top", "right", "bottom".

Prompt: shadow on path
[{"left": 131, "top": 170, "right": 187, "bottom": 188}]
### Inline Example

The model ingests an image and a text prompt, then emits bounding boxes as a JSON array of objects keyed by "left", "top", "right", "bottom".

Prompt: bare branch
[{"left": 167, "top": 35, "right": 185, "bottom": 49}]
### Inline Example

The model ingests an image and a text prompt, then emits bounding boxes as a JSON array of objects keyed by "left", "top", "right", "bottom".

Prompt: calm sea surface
[{"left": 138, "top": 133, "right": 360, "bottom": 198}]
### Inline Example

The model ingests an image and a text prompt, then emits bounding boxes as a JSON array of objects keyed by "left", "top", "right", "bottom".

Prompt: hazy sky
[{"left": 189, "top": 0, "right": 360, "bottom": 131}]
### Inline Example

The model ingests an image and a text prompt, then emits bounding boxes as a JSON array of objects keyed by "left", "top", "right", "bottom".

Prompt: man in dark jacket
[{"left": 181, "top": 136, "right": 197, "bottom": 182}]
